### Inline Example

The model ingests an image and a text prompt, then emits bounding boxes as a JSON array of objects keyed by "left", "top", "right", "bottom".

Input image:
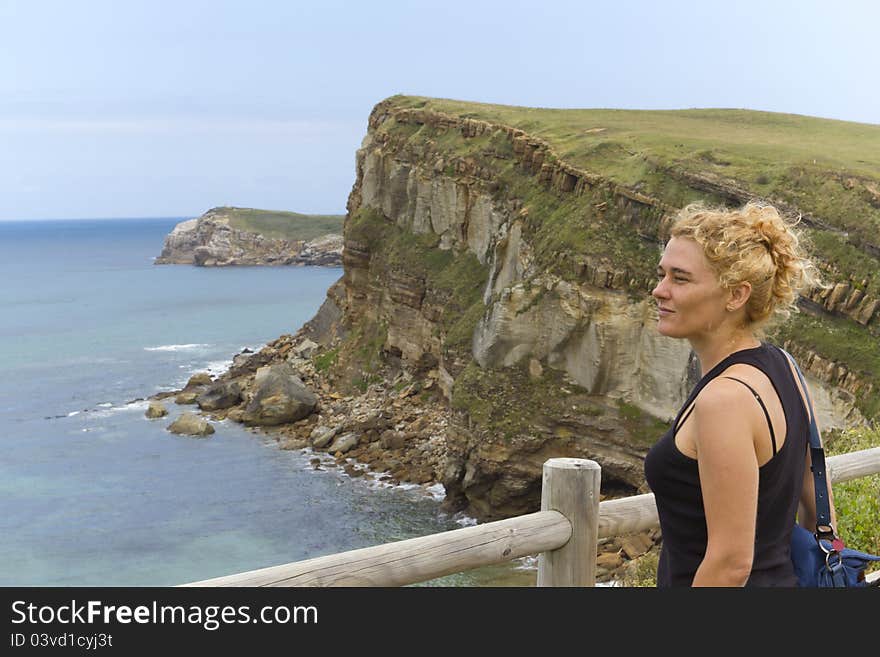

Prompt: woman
[{"left": 643, "top": 201, "right": 837, "bottom": 586}]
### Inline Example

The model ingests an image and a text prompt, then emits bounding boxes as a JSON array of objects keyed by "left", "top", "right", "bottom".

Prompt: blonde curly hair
[{"left": 669, "top": 201, "right": 824, "bottom": 331}]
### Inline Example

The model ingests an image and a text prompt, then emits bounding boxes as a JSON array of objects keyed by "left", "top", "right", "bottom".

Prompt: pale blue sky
[{"left": 1, "top": 0, "right": 877, "bottom": 220}]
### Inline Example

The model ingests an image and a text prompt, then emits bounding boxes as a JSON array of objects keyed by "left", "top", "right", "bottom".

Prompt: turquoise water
[{"left": 0, "top": 218, "right": 533, "bottom": 586}]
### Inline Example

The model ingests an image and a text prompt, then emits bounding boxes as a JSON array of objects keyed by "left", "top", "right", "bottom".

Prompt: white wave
[
  {"left": 165, "top": 358, "right": 234, "bottom": 389},
  {"left": 66, "top": 410, "right": 80, "bottom": 417},
  {"left": 454, "top": 513, "right": 478, "bottom": 527},
  {"left": 422, "top": 482, "right": 446, "bottom": 501},
  {"left": 144, "top": 343, "right": 210, "bottom": 352},
  {"left": 97, "top": 402, "right": 113, "bottom": 408},
  {"left": 202, "top": 359, "right": 233, "bottom": 375},
  {"left": 88, "top": 399, "right": 149, "bottom": 418},
  {"left": 322, "top": 457, "right": 446, "bottom": 502}
]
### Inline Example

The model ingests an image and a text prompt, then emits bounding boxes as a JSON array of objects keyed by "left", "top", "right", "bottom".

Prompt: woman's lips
[{"left": 658, "top": 308, "right": 675, "bottom": 316}]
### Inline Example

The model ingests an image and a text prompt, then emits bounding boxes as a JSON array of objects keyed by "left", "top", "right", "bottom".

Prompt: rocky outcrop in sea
[{"left": 155, "top": 208, "right": 343, "bottom": 267}]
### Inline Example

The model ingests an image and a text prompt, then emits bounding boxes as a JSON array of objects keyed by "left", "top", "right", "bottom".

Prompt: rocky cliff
[
  {"left": 168, "top": 97, "right": 880, "bottom": 529},
  {"left": 155, "top": 207, "right": 344, "bottom": 266},
  {"left": 303, "top": 96, "right": 878, "bottom": 519}
]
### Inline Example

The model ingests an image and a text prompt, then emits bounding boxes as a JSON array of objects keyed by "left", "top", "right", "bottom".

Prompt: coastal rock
[
  {"left": 379, "top": 430, "right": 407, "bottom": 450},
  {"left": 232, "top": 350, "right": 255, "bottom": 370},
  {"left": 185, "top": 372, "right": 213, "bottom": 388},
  {"left": 311, "top": 424, "right": 342, "bottom": 448},
  {"left": 328, "top": 432, "right": 359, "bottom": 455},
  {"left": 241, "top": 363, "right": 318, "bottom": 426},
  {"left": 167, "top": 412, "right": 215, "bottom": 437},
  {"left": 226, "top": 407, "right": 246, "bottom": 423},
  {"left": 154, "top": 207, "right": 344, "bottom": 267},
  {"left": 293, "top": 339, "right": 319, "bottom": 359},
  {"left": 293, "top": 234, "right": 344, "bottom": 266},
  {"left": 197, "top": 381, "right": 243, "bottom": 411},
  {"left": 227, "top": 349, "right": 274, "bottom": 379},
  {"left": 280, "top": 436, "right": 310, "bottom": 450},
  {"left": 596, "top": 551, "right": 624, "bottom": 570},
  {"left": 175, "top": 391, "right": 200, "bottom": 405},
  {"left": 619, "top": 533, "right": 654, "bottom": 560},
  {"left": 145, "top": 401, "right": 168, "bottom": 419}
]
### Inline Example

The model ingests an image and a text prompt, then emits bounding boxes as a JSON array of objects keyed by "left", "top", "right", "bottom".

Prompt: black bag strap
[{"left": 779, "top": 347, "right": 836, "bottom": 540}]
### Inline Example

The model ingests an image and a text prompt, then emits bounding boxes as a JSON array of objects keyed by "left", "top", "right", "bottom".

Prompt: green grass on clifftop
[
  {"left": 215, "top": 206, "right": 345, "bottom": 241},
  {"left": 388, "top": 95, "right": 880, "bottom": 251},
  {"left": 390, "top": 95, "right": 880, "bottom": 180}
]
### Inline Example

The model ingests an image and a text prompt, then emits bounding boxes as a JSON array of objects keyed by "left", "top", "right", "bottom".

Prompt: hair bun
[{"left": 669, "top": 201, "right": 823, "bottom": 330}]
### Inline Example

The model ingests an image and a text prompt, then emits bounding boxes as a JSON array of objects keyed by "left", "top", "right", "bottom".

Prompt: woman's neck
[{"left": 691, "top": 331, "right": 762, "bottom": 377}]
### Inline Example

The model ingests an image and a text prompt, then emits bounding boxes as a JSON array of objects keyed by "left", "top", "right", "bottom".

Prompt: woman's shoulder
[
  {"left": 695, "top": 365, "right": 777, "bottom": 429},
  {"left": 697, "top": 373, "right": 762, "bottom": 409}
]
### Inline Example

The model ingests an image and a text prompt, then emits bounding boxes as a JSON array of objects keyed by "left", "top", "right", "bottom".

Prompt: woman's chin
[{"left": 656, "top": 321, "right": 680, "bottom": 338}]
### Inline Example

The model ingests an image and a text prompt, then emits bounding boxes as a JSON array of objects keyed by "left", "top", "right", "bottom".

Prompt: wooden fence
[{"left": 182, "top": 447, "right": 880, "bottom": 587}]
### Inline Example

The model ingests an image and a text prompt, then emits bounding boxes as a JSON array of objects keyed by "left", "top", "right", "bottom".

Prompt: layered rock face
[
  {"left": 155, "top": 208, "right": 343, "bottom": 266},
  {"left": 302, "top": 98, "right": 875, "bottom": 520}
]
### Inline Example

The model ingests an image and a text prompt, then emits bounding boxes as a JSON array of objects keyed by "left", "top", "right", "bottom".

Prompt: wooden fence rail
[{"left": 182, "top": 446, "right": 880, "bottom": 587}]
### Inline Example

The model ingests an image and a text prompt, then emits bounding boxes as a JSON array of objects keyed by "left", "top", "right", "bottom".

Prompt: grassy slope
[
  {"left": 390, "top": 96, "right": 880, "bottom": 185},
  {"left": 215, "top": 206, "right": 345, "bottom": 241}
]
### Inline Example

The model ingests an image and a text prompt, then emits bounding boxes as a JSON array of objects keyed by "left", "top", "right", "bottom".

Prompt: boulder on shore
[
  {"left": 175, "top": 391, "right": 200, "bottom": 405},
  {"left": 292, "top": 339, "right": 319, "bottom": 359},
  {"left": 167, "top": 412, "right": 215, "bottom": 437},
  {"left": 310, "top": 424, "right": 342, "bottom": 448},
  {"left": 328, "top": 432, "right": 359, "bottom": 455},
  {"left": 241, "top": 362, "right": 318, "bottom": 426},
  {"left": 185, "top": 372, "right": 213, "bottom": 388},
  {"left": 145, "top": 401, "right": 168, "bottom": 419},
  {"left": 226, "top": 407, "right": 246, "bottom": 423},
  {"left": 197, "top": 381, "right": 242, "bottom": 411}
]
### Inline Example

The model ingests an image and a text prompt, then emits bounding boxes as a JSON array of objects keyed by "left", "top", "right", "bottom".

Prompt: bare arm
[{"left": 691, "top": 380, "right": 760, "bottom": 587}]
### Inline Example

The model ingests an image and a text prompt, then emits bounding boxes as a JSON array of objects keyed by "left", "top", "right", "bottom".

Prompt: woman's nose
[{"left": 652, "top": 278, "right": 668, "bottom": 299}]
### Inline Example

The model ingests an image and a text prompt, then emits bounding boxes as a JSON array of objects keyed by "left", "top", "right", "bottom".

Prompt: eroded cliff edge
[
  {"left": 177, "top": 96, "right": 880, "bottom": 529},
  {"left": 155, "top": 206, "right": 344, "bottom": 266}
]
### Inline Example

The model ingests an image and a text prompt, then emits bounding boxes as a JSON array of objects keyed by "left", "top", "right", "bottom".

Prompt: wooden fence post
[{"left": 537, "top": 457, "right": 601, "bottom": 587}]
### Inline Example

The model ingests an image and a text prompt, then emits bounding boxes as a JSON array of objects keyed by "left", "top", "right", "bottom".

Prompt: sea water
[{"left": 0, "top": 218, "right": 538, "bottom": 587}]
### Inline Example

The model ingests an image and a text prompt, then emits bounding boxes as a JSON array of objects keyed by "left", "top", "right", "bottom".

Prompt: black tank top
[{"left": 643, "top": 341, "right": 808, "bottom": 587}]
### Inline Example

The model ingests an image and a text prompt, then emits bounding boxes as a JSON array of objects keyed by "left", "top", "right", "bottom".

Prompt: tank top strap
[{"left": 672, "top": 342, "right": 770, "bottom": 430}]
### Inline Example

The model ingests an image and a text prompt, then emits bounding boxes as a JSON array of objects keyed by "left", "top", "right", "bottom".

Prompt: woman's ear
[{"left": 726, "top": 282, "right": 752, "bottom": 312}]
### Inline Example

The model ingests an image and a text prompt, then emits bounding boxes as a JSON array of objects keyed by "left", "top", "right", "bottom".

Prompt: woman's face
[{"left": 652, "top": 236, "right": 731, "bottom": 340}]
